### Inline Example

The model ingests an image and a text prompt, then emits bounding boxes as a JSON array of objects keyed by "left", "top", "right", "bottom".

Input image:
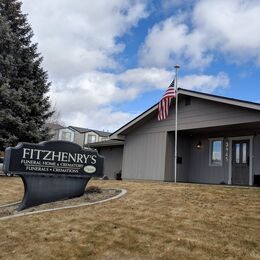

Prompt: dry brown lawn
[{"left": 0, "top": 177, "right": 259, "bottom": 260}]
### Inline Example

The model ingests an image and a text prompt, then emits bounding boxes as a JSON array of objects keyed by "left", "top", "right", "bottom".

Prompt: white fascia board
[
  {"left": 111, "top": 89, "right": 260, "bottom": 138},
  {"left": 178, "top": 89, "right": 260, "bottom": 111},
  {"left": 110, "top": 105, "right": 158, "bottom": 139}
]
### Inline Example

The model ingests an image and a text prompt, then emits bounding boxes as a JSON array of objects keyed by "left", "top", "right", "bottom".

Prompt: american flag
[{"left": 158, "top": 80, "right": 176, "bottom": 121}]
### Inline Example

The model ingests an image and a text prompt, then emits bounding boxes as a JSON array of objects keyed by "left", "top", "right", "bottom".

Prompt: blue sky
[{"left": 21, "top": 0, "right": 260, "bottom": 130}]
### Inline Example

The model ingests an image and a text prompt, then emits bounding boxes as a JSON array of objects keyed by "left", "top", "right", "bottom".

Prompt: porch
[{"left": 165, "top": 122, "right": 260, "bottom": 186}]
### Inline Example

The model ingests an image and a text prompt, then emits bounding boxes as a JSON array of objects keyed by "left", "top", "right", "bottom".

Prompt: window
[
  {"left": 235, "top": 143, "right": 240, "bottom": 163},
  {"left": 101, "top": 137, "right": 108, "bottom": 141},
  {"left": 242, "top": 143, "right": 247, "bottom": 164},
  {"left": 233, "top": 141, "right": 248, "bottom": 165},
  {"left": 87, "top": 134, "right": 96, "bottom": 143},
  {"left": 209, "top": 139, "right": 223, "bottom": 166},
  {"left": 58, "top": 129, "right": 74, "bottom": 142},
  {"left": 61, "top": 131, "right": 72, "bottom": 141}
]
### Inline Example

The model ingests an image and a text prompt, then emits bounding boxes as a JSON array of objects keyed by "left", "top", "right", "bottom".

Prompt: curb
[
  {"left": 0, "top": 188, "right": 127, "bottom": 220},
  {"left": 0, "top": 201, "right": 21, "bottom": 208}
]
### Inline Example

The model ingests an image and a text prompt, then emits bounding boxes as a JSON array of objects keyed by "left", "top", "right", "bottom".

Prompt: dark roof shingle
[
  {"left": 69, "top": 126, "right": 111, "bottom": 137},
  {"left": 87, "top": 139, "right": 124, "bottom": 148}
]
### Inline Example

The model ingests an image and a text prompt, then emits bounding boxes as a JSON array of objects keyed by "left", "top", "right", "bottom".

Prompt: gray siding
[
  {"left": 177, "top": 134, "right": 190, "bottom": 182},
  {"left": 122, "top": 132, "right": 166, "bottom": 180},
  {"left": 164, "top": 133, "right": 190, "bottom": 182},
  {"left": 187, "top": 136, "right": 229, "bottom": 184},
  {"left": 99, "top": 146, "right": 123, "bottom": 179},
  {"left": 74, "top": 132, "right": 84, "bottom": 146},
  {"left": 164, "top": 132, "right": 174, "bottom": 181},
  {"left": 164, "top": 133, "right": 228, "bottom": 184},
  {"left": 253, "top": 136, "right": 260, "bottom": 175},
  {"left": 121, "top": 96, "right": 260, "bottom": 184},
  {"left": 126, "top": 97, "right": 260, "bottom": 135}
]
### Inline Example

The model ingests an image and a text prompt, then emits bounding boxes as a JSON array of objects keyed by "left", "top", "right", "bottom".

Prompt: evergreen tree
[{"left": 0, "top": 0, "right": 53, "bottom": 150}]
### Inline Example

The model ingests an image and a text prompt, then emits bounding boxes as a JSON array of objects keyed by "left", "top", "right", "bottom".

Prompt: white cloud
[
  {"left": 140, "top": 0, "right": 260, "bottom": 68},
  {"left": 50, "top": 69, "right": 229, "bottom": 130},
  {"left": 179, "top": 72, "right": 229, "bottom": 92},
  {"left": 22, "top": 0, "right": 148, "bottom": 79},
  {"left": 21, "top": 0, "right": 149, "bottom": 130},
  {"left": 118, "top": 67, "right": 173, "bottom": 90},
  {"left": 193, "top": 0, "right": 260, "bottom": 65},
  {"left": 58, "top": 107, "right": 135, "bottom": 133},
  {"left": 139, "top": 16, "right": 212, "bottom": 69},
  {"left": 49, "top": 68, "right": 171, "bottom": 130},
  {"left": 20, "top": 1, "right": 232, "bottom": 131}
]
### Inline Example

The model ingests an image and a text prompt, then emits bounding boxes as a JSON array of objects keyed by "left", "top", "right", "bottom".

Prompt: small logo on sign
[{"left": 84, "top": 165, "right": 96, "bottom": 174}]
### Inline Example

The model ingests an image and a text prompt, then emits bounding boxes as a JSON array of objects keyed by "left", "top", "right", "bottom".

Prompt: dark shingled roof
[
  {"left": 69, "top": 126, "right": 111, "bottom": 137},
  {"left": 45, "top": 123, "right": 64, "bottom": 130},
  {"left": 87, "top": 140, "right": 124, "bottom": 148}
]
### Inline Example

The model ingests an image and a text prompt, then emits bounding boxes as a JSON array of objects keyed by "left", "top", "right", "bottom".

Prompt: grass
[{"left": 0, "top": 177, "right": 259, "bottom": 259}]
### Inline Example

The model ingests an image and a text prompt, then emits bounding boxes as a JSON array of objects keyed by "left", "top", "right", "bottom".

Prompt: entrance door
[{"left": 232, "top": 140, "right": 249, "bottom": 185}]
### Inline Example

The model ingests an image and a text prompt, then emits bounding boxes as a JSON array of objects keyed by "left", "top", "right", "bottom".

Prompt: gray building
[
  {"left": 107, "top": 88, "right": 260, "bottom": 186},
  {"left": 90, "top": 140, "right": 124, "bottom": 179},
  {"left": 45, "top": 123, "right": 64, "bottom": 139},
  {"left": 47, "top": 125, "right": 110, "bottom": 147}
]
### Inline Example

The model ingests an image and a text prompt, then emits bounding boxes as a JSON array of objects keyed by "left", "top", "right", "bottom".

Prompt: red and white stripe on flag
[{"left": 158, "top": 81, "right": 176, "bottom": 121}]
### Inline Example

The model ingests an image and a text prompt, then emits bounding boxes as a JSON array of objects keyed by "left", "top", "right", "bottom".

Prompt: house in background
[
  {"left": 70, "top": 126, "right": 110, "bottom": 146},
  {"left": 47, "top": 124, "right": 110, "bottom": 147},
  {"left": 45, "top": 123, "right": 65, "bottom": 139},
  {"left": 89, "top": 140, "right": 124, "bottom": 179},
  {"left": 95, "top": 88, "right": 260, "bottom": 186}
]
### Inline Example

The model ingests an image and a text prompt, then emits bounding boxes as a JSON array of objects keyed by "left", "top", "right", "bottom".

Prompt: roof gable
[
  {"left": 69, "top": 126, "right": 111, "bottom": 137},
  {"left": 179, "top": 88, "right": 260, "bottom": 110},
  {"left": 69, "top": 126, "right": 90, "bottom": 133},
  {"left": 110, "top": 88, "right": 260, "bottom": 139},
  {"left": 45, "top": 123, "right": 64, "bottom": 130}
]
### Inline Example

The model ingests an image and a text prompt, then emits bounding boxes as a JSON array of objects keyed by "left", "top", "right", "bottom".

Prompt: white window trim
[
  {"left": 87, "top": 133, "right": 97, "bottom": 143},
  {"left": 209, "top": 137, "right": 224, "bottom": 167},
  {"left": 58, "top": 129, "right": 74, "bottom": 142},
  {"left": 228, "top": 136, "right": 253, "bottom": 186},
  {"left": 84, "top": 132, "right": 97, "bottom": 144}
]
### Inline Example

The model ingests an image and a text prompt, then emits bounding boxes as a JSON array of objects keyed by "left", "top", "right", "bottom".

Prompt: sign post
[{"left": 3, "top": 141, "right": 104, "bottom": 210}]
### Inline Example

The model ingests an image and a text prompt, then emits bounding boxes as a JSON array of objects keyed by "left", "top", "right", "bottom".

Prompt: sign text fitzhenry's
[{"left": 3, "top": 141, "right": 104, "bottom": 177}]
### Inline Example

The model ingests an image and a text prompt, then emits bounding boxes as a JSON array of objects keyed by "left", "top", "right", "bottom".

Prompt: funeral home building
[{"left": 92, "top": 88, "right": 260, "bottom": 186}]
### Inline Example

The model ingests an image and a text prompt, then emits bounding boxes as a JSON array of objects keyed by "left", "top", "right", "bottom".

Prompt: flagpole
[{"left": 174, "top": 64, "right": 180, "bottom": 183}]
